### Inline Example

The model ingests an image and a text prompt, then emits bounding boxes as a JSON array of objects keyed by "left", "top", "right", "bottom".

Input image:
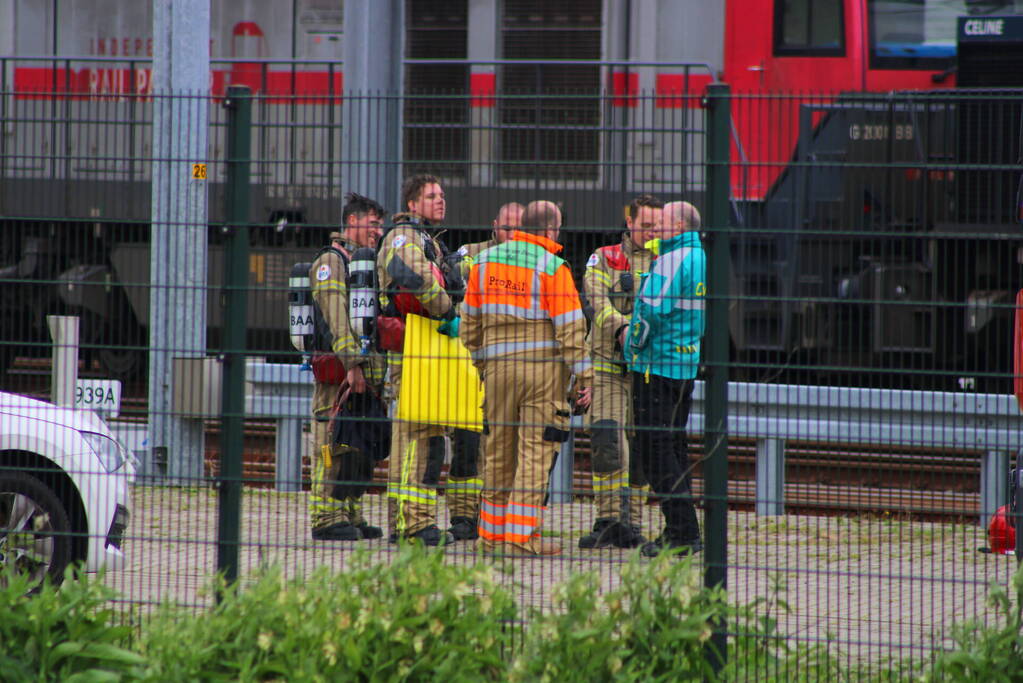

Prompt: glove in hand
[{"left": 437, "top": 316, "right": 461, "bottom": 338}]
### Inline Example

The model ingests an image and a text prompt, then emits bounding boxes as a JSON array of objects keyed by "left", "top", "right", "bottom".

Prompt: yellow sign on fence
[{"left": 396, "top": 314, "right": 484, "bottom": 431}]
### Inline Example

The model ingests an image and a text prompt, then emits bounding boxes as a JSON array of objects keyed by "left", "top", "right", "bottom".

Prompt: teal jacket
[{"left": 625, "top": 230, "right": 706, "bottom": 380}]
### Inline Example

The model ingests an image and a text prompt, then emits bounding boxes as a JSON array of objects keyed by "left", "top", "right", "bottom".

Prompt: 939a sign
[{"left": 76, "top": 379, "right": 122, "bottom": 418}]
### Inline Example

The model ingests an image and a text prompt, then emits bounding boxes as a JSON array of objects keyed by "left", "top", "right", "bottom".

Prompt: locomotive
[{"left": 1, "top": 0, "right": 1020, "bottom": 390}]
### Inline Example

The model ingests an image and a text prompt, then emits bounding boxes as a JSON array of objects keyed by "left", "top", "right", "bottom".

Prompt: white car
[{"left": 0, "top": 391, "right": 133, "bottom": 585}]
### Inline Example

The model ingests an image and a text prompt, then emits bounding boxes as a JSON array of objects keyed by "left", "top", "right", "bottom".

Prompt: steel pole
[
  {"left": 217, "top": 85, "right": 252, "bottom": 585},
  {"left": 703, "top": 82, "right": 732, "bottom": 672}
]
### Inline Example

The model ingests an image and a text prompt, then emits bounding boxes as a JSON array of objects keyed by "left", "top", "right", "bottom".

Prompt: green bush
[
  {"left": 140, "top": 546, "right": 516, "bottom": 682},
  {"left": 922, "top": 564, "right": 1023, "bottom": 682},
  {"left": 20, "top": 547, "right": 1021, "bottom": 680},
  {"left": 509, "top": 553, "right": 727, "bottom": 682},
  {"left": 0, "top": 565, "right": 145, "bottom": 681}
]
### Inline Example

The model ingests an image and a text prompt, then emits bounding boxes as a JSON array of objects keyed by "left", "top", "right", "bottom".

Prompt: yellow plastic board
[{"left": 396, "top": 314, "right": 484, "bottom": 431}]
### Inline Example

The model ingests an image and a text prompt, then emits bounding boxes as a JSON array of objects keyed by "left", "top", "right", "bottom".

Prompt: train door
[
  {"left": 726, "top": 0, "right": 864, "bottom": 94},
  {"left": 725, "top": 0, "right": 865, "bottom": 200}
]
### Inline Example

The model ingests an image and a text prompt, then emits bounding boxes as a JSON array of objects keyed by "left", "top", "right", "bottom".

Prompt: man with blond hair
[{"left": 376, "top": 174, "right": 458, "bottom": 546}]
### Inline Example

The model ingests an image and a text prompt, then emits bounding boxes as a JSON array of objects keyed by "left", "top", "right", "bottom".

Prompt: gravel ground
[{"left": 103, "top": 484, "right": 1018, "bottom": 668}]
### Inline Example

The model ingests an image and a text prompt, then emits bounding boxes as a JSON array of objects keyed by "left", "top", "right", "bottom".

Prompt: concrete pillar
[
  {"left": 342, "top": 0, "right": 403, "bottom": 210},
  {"left": 149, "top": 0, "right": 210, "bottom": 484},
  {"left": 0, "top": 0, "right": 13, "bottom": 91},
  {"left": 48, "top": 316, "right": 79, "bottom": 408},
  {"left": 981, "top": 451, "right": 1010, "bottom": 528},
  {"left": 604, "top": 0, "right": 629, "bottom": 195},
  {"left": 756, "top": 438, "right": 786, "bottom": 516},
  {"left": 549, "top": 415, "right": 583, "bottom": 504},
  {"left": 467, "top": 0, "right": 498, "bottom": 188}
]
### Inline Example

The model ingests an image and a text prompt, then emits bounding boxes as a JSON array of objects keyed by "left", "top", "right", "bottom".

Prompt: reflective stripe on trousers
[{"left": 478, "top": 498, "right": 542, "bottom": 543}]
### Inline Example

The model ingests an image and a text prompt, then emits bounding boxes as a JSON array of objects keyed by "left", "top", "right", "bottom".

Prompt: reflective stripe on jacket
[
  {"left": 461, "top": 231, "right": 593, "bottom": 383},
  {"left": 583, "top": 233, "right": 655, "bottom": 373},
  {"left": 375, "top": 213, "right": 452, "bottom": 323},
  {"left": 309, "top": 238, "right": 386, "bottom": 412}
]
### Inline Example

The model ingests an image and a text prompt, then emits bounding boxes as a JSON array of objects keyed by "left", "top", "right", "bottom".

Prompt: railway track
[{"left": 2, "top": 358, "right": 987, "bottom": 521}]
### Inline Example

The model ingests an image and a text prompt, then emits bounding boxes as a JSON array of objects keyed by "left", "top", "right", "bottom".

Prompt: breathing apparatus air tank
[
  {"left": 288, "top": 261, "right": 314, "bottom": 365},
  {"left": 348, "top": 247, "right": 379, "bottom": 354}
]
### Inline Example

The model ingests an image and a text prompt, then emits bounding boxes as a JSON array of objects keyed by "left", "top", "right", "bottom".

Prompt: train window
[
  {"left": 296, "top": 0, "right": 344, "bottom": 61},
  {"left": 404, "top": 0, "right": 469, "bottom": 178},
  {"left": 499, "top": 0, "right": 602, "bottom": 181},
  {"left": 867, "top": 0, "right": 1021, "bottom": 70},
  {"left": 774, "top": 0, "right": 845, "bottom": 56}
]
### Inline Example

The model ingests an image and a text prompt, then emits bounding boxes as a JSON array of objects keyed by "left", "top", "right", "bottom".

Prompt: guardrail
[
  {"left": 243, "top": 361, "right": 312, "bottom": 493},
  {"left": 148, "top": 362, "right": 1023, "bottom": 523},
  {"left": 703, "top": 382, "right": 1022, "bottom": 524},
  {"left": 552, "top": 379, "right": 1023, "bottom": 524}
]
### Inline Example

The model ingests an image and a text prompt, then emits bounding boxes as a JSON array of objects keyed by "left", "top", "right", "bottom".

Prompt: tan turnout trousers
[
  {"left": 386, "top": 355, "right": 448, "bottom": 537},
  {"left": 589, "top": 370, "right": 648, "bottom": 527},
  {"left": 478, "top": 357, "right": 570, "bottom": 554}
]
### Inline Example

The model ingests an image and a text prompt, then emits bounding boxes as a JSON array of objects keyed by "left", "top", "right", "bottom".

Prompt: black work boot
[
  {"left": 355, "top": 523, "right": 383, "bottom": 540},
  {"left": 311, "top": 522, "right": 363, "bottom": 542},
  {"left": 391, "top": 524, "right": 454, "bottom": 546},
  {"left": 448, "top": 516, "right": 479, "bottom": 541},
  {"left": 579, "top": 520, "right": 646, "bottom": 549},
  {"left": 640, "top": 531, "right": 703, "bottom": 558}
]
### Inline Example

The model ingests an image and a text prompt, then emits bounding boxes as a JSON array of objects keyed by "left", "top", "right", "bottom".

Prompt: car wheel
[{"left": 0, "top": 472, "right": 73, "bottom": 588}]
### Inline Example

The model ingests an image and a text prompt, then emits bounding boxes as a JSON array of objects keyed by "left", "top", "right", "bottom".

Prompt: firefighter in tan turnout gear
[
  {"left": 376, "top": 174, "right": 460, "bottom": 546},
  {"left": 455, "top": 202, "right": 525, "bottom": 262},
  {"left": 462, "top": 200, "right": 593, "bottom": 556},
  {"left": 308, "top": 193, "right": 387, "bottom": 541},
  {"left": 577, "top": 194, "right": 664, "bottom": 549},
  {"left": 442, "top": 201, "right": 526, "bottom": 541}
]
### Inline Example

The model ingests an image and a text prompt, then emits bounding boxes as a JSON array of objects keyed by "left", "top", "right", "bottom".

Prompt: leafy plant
[
  {"left": 509, "top": 552, "right": 727, "bottom": 682},
  {"left": 922, "top": 563, "right": 1023, "bottom": 682},
  {"left": 0, "top": 564, "right": 145, "bottom": 681},
  {"left": 141, "top": 546, "right": 516, "bottom": 681}
]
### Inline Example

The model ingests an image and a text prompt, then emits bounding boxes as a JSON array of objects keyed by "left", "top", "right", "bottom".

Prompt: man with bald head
[
  {"left": 660, "top": 200, "right": 701, "bottom": 238},
  {"left": 456, "top": 202, "right": 525, "bottom": 262},
  {"left": 461, "top": 200, "right": 593, "bottom": 556},
  {"left": 625, "top": 200, "right": 705, "bottom": 557}
]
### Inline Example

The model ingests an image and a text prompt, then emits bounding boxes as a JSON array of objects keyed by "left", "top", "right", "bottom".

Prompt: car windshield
[{"left": 869, "top": 0, "right": 1023, "bottom": 68}]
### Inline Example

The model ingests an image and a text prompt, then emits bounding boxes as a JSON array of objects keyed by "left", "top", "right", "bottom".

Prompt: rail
[
  {"left": 243, "top": 361, "right": 311, "bottom": 493},
  {"left": 238, "top": 363, "right": 1022, "bottom": 524},
  {"left": 690, "top": 381, "right": 1021, "bottom": 524}
]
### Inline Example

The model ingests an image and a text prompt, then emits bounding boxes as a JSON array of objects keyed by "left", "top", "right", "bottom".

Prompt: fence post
[
  {"left": 217, "top": 85, "right": 251, "bottom": 585},
  {"left": 703, "top": 82, "right": 732, "bottom": 672}
]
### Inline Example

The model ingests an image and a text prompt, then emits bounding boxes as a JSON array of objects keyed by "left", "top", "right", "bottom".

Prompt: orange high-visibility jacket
[{"left": 461, "top": 231, "right": 593, "bottom": 386}]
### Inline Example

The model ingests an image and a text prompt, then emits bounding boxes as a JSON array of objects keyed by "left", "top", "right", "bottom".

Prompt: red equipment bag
[
  {"left": 376, "top": 261, "right": 445, "bottom": 352},
  {"left": 988, "top": 505, "right": 1017, "bottom": 555},
  {"left": 311, "top": 352, "right": 346, "bottom": 385},
  {"left": 376, "top": 316, "right": 406, "bottom": 352}
]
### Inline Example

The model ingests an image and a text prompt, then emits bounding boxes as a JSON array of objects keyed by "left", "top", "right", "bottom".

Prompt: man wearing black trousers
[{"left": 625, "top": 201, "right": 706, "bottom": 556}]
